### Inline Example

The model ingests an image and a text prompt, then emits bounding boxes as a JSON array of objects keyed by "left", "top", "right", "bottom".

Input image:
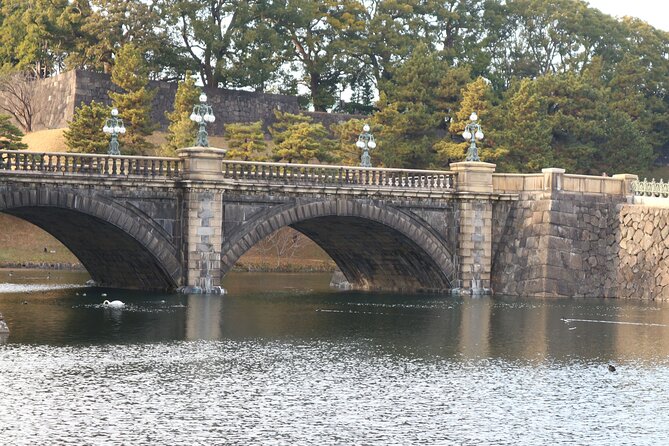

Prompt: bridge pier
[
  {"left": 178, "top": 147, "right": 227, "bottom": 293},
  {"left": 450, "top": 162, "right": 496, "bottom": 294}
]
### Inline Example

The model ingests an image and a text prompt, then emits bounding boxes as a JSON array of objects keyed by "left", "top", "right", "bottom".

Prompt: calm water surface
[{"left": 2, "top": 270, "right": 669, "bottom": 445}]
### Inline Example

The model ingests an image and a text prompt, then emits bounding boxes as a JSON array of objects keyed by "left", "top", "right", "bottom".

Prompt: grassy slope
[{"left": 0, "top": 214, "right": 79, "bottom": 264}]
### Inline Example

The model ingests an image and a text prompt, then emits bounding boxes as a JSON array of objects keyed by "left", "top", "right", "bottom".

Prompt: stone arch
[
  {"left": 0, "top": 185, "right": 181, "bottom": 290},
  {"left": 221, "top": 199, "right": 455, "bottom": 291}
]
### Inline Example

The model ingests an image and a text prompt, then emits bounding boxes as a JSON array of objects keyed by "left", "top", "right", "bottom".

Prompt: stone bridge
[{"left": 1, "top": 148, "right": 655, "bottom": 298}]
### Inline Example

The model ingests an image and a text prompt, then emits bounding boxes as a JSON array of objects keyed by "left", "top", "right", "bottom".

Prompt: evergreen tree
[
  {"left": 109, "top": 43, "right": 156, "bottom": 155},
  {"left": 331, "top": 118, "right": 369, "bottom": 166},
  {"left": 0, "top": 115, "right": 27, "bottom": 150},
  {"left": 373, "top": 46, "right": 455, "bottom": 169},
  {"left": 63, "top": 101, "right": 110, "bottom": 154},
  {"left": 269, "top": 111, "right": 335, "bottom": 163},
  {"left": 163, "top": 72, "right": 199, "bottom": 155},
  {"left": 225, "top": 121, "right": 268, "bottom": 161},
  {"left": 435, "top": 76, "right": 500, "bottom": 164},
  {"left": 487, "top": 78, "right": 553, "bottom": 172}
]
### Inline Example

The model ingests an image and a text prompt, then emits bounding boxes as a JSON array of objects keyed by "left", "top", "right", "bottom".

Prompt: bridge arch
[
  {"left": 221, "top": 199, "right": 455, "bottom": 291},
  {"left": 0, "top": 185, "right": 181, "bottom": 290}
]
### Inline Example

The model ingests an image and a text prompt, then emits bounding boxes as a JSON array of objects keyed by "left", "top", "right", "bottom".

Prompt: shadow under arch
[
  {"left": 0, "top": 188, "right": 181, "bottom": 290},
  {"left": 222, "top": 200, "right": 455, "bottom": 291}
]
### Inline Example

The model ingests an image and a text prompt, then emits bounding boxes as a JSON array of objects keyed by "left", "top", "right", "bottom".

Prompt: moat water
[{"left": 2, "top": 270, "right": 669, "bottom": 444}]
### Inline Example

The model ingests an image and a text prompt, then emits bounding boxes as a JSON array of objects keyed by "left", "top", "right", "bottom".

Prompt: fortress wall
[{"left": 25, "top": 70, "right": 357, "bottom": 134}]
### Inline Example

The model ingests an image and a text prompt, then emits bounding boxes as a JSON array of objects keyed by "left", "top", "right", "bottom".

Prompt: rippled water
[{"left": 2, "top": 270, "right": 669, "bottom": 444}]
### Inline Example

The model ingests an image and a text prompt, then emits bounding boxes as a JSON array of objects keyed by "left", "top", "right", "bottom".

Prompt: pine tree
[
  {"left": 435, "top": 77, "right": 497, "bottom": 164},
  {"left": 487, "top": 78, "right": 552, "bottom": 172},
  {"left": 0, "top": 115, "right": 27, "bottom": 150},
  {"left": 269, "top": 111, "right": 335, "bottom": 164},
  {"left": 163, "top": 72, "right": 199, "bottom": 155},
  {"left": 63, "top": 101, "right": 111, "bottom": 154},
  {"left": 331, "top": 118, "right": 369, "bottom": 166},
  {"left": 109, "top": 43, "right": 156, "bottom": 155},
  {"left": 225, "top": 121, "right": 268, "bottom": 161}
]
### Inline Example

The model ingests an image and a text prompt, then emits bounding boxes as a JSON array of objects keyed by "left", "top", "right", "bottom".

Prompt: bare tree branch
[
  {"left": 255, "top": 227, "right": 308, "bottom": 267},
  {"left": 0, "top": 71, "right": 37, "bottom": 132}
]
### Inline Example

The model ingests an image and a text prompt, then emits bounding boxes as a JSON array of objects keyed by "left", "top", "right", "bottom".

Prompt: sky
[{"left": 586, "top": 0, "right": 669, "bottom": 31}]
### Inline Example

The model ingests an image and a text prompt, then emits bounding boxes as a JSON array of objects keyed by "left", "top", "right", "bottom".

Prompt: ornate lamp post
[
  {"left": 356, "top": 123, "right": 376, "bottom": 167},
  {"left": 462, "top": 112, "right": 484, "bottom": 162},
  {"left": 102, "top": 108, "right": 126, "bottom": 155},
  {"left": 189, "top": 93, "right": 215, "bottom": 147}
]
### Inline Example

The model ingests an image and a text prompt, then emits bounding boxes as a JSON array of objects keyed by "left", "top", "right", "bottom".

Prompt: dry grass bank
[
  {"left": 0, "top": 214, "right": 334, "bottom": 271},
  {"left": 10, "top": 129, "right": 333, "bottom": 272}
]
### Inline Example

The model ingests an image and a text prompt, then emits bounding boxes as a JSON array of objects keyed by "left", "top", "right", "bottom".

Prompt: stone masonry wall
[
  {"left": 25, "top": 70, "right": 358, "bottom": 134},
  {"left": 13, "top": 70, "right": 78, "bottom": 130},
  {"left": 492, "top": 190, "right": 626, "bottom": 297},
  {"left": 617, "top": 205, "right": 669, "bottom": 299}
]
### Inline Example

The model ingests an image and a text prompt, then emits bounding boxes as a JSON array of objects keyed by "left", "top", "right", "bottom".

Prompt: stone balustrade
[
  {"left": 0, "top": 150, "right": 181, "bottom": 178},
  {"left": 632, "top": 178, "right": 669, "bottom": 197},
  {"left": 221, "top": 160, "right": 456, "bottom": 189}
]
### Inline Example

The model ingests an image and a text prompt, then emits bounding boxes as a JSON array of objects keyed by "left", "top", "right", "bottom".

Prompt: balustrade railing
[
  {"left": 0, "top": 150, "right": 457, "bottom": 189},
  {"left": 221, "top": 160, "right": 456, "bottom": 190},
  {"left": 0, "top": 150, "right": 181, "bottom": 178},
  {"left": 632, "top": 178, "right": 669, "bottom": 198}
]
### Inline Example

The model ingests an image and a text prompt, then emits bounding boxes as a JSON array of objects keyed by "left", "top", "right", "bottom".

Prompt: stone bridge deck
[{"left": 4, "top": 149, "right": 659, "bottom": 299}]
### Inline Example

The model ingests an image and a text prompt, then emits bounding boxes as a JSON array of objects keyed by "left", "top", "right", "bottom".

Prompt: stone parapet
[
  {"left": 492, "top": 169, "right": 636, "bottom": 197},
  {"left": 177, "top": 146, "right": 227, "bottom": 181},
  {"left": 450, "top": 161, "right": 496, "bottom": 194}
]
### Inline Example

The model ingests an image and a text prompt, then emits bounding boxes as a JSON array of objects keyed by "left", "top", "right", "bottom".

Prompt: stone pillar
[
  {"left": 542, "top": 168, "right": 565, "bottom": 196},
  {"left": 449, "top": 161, "right": 496, "bottom": 294},
  {"left": 612, "top": 173, "right": 638, "bottom": 199},
  {"left": 178, "top": 147, "right": 227, "bottom": 293}
]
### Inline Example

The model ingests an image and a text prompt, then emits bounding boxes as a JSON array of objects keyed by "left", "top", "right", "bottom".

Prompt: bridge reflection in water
[{"left": 2, "top": 270, "right": 669, "bottom": 362}]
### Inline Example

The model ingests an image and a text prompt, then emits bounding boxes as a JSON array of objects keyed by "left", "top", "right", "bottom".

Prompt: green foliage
[
  {"left": 108, "top": 43, "right": 156, "bottom": 155},
  {"left": 225, "top": 121, "right": 268, "bottom": 161},
  {"left": 81, "top": 0, "right": 173, "bottom": 74},
  {"left": 436, "top": 76, "right": 496, "bottom": 163},
  {"left": 63, "top": 101, "right": 110, "bottom": 154},
  {"left": 163, "top": 72, "right": 199, "bottom": 155},
  {"left": 331, "top": 118, "right": 370, "bottom": 166},
  {"left": 372, "top": 46, "right": 457, "bottom": 168},
  {"left": 0, "top": 0, "right": 666, "bottom": 175},
  {"left": 0, "top": 115, "right": 27, "bottom": 150},
  {"left": 269, "top": 111, "right": 336, "bottom": 163}
]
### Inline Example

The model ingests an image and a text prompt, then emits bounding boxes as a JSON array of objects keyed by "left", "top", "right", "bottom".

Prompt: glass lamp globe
[
  {"left": 103, "top": 125, "right": 111, "bottom": 133},
  {"left": 368, "top": 140, "right": 377, "bottom": 149},
  {"left": 469, "top": 112, "right": 478, "bottom": 121},
  {"left": 475, "top": 130, "right": 484, "bottom": 140},
  {"left": 189, "top": 113, "right": 197, "bottom": 121},
  {"left": 356, "top": 140, "right": 365, "bottom": 149},
  {"left": 119, "top": 126, "right": 126, "bottom": 134},
  {"left": 362, "top": 124, "right": 370, "bottom": 132},
  {"left": 462, "top": 130, "right": 472, "bottom": 140},
  {"left": 111, "top": 108, "right": 119, "bottom": 117},
  {"left": 199, "top": 93, "right": 207, "bottom": 103}
]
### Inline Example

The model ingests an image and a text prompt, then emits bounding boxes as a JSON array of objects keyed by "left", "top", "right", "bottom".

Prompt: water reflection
[
  {"left": 4, "top": 271, "right": 669, "bottom": 443},
  {"left": 2, "top": 271, "right": 669, "bottom": 363},
  {"left": 186, "top": 294, "right": 223, "bottom": 340}
]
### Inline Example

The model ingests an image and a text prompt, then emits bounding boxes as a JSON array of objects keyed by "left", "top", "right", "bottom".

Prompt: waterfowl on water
[
  {"left": 102, "top": 299, "right": 125, "bottom": 309},
  {"left": 608, "top": 365, "right": 616, "bottom": 372}
]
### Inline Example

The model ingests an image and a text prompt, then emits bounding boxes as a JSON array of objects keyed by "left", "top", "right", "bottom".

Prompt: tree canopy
[{"left": 0, "top": 0, "right": 667, "bottom": 174}]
